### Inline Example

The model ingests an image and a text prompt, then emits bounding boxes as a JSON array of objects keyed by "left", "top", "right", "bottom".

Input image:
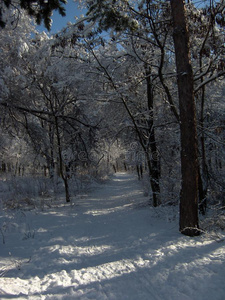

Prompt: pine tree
[
  {"left": 170, "top": 0, "right": 200, "bottom": 236},
  {"left": 0, "top": 0, "right": 66, "bottom": 30}
]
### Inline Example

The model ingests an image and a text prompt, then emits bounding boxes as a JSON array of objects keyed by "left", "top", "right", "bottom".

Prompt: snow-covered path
[{"left": 0, "top": 172, "right": 225, "bottom": 300}]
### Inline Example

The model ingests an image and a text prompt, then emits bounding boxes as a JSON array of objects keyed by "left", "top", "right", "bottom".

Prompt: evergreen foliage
[{"left": 0, "top": 0, "right": 66, "bottom": 30}]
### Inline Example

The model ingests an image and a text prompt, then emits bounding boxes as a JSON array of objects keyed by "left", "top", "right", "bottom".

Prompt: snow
[{"left": 0, "top": 172, "right": 225, "bottom": 300}]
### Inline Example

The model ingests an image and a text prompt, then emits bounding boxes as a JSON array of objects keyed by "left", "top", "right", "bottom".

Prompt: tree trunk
[
  {"left": 170, "top": 0, "right": 200, "bottom": 236},
  {"left": 145, "top": 65, "right": 161, "bottom": 206},
  {"left": 55, "top": 116, "right": 70, "bottom": 203},
  {"left": 198, "top": 44, "right": 209, "bottom": 215}
]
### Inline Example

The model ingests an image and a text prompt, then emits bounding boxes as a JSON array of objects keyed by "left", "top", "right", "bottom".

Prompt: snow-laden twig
[{"left": 194, "top": 70, "right": 225, "bottom": 93}]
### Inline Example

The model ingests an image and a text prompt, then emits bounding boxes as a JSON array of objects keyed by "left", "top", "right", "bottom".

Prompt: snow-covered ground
[{"left": 0, "top": 172, "right": 225, "bottom": 300}]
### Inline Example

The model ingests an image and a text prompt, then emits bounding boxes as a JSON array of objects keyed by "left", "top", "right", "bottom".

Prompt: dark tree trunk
[
  {"left": 55, "top": 116, "right": 70, "bottom": 203},
  {"left": 145, "top": 65, "right": 161, "bottom": 206},
  {"left": 171, "top": 0, "right": 200, "bottom": 236},
  {"left": 198, "top": 43, "right": 209, "bottom": 215},
  {"left": 136, "top": 165, "right": 141, "bottom": 180}
]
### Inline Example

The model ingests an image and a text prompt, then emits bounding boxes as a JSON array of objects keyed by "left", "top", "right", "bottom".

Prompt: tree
[
  {"left": 0, "top": 18, "right": 101, "bottom": 202},
  {"left": 82, "top": 0, "right": 203, "bottom": 234},
  {"left": 170, "top": 0, "right": 200, "bottom": 236},
  {"left": 1, "top": 0, "right": 223, "bottom": 218},
  {"left": 0, "top": 0, "right": 66, "bottom": 30},
  {"left": 84, "top": 38, "right": 162, "bottom": 205},
  {"left": 187, "top": 1, "right": 225, "bottom": 214}
]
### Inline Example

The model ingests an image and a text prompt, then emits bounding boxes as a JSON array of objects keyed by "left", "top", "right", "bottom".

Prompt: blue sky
[{"left": 37, "top": 1, "right": 86, "bottom": 34}]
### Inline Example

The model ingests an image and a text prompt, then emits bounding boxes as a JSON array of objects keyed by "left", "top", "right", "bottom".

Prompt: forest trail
[{"left": 0, "top": 172, "right": 225, "bottom": 300}]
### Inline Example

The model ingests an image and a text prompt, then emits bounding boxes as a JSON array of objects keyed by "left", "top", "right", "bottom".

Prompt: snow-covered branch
[{"left": 194, "top": 71, "right": 225, "bottom": 93}]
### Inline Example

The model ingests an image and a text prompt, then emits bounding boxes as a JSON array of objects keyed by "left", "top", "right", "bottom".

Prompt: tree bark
[
  {"left": 145, "top": 65, "right": 161, "bottom": 206},
  {"left": 55, "top": 116, "right": 70, "bottom": 203},
  {"left": 198, "top": 41, "right": 209, "bottom": 215},
  {"left": 170, "top": 0, "right": 200, "bottom": 236}
]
